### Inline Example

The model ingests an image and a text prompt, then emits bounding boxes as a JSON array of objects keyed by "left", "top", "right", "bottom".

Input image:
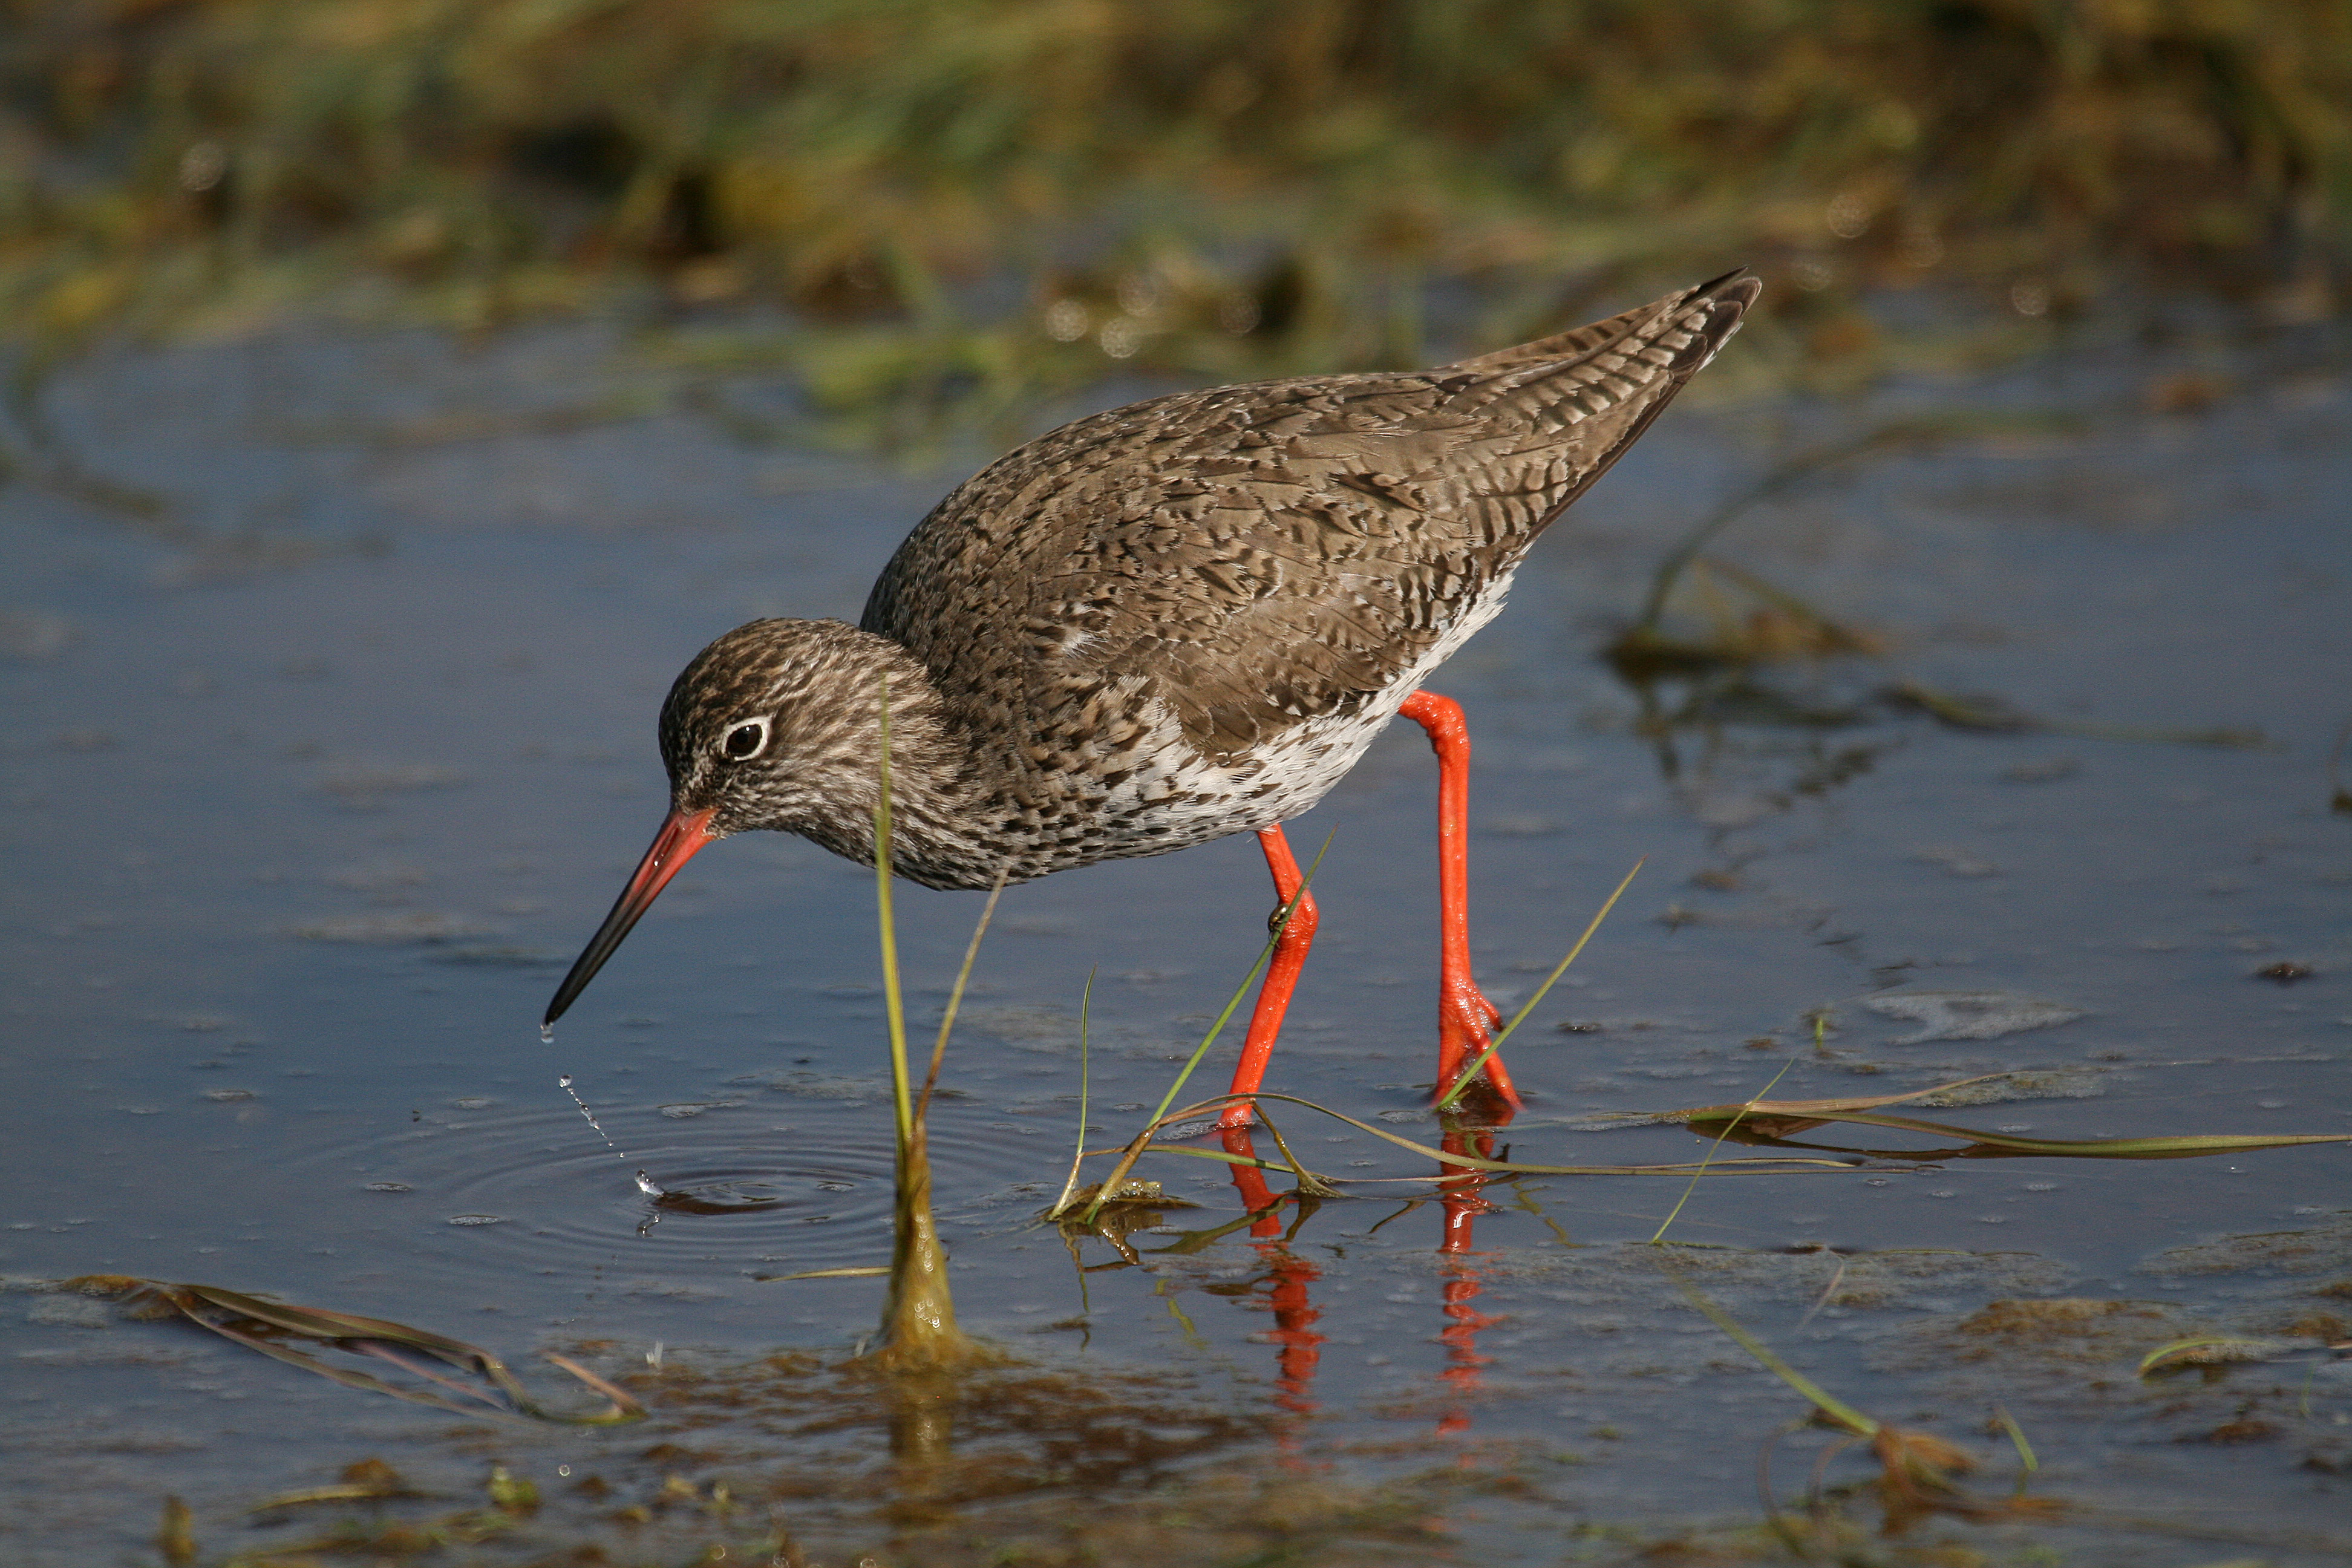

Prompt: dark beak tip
[{"left": 540, "top": 806, "right": 716, "bottom": 1031}]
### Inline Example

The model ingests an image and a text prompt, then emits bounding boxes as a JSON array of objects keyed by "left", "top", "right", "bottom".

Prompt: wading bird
[{"left": 545, "top": 272, "right": 1759, "bottom": 1123}]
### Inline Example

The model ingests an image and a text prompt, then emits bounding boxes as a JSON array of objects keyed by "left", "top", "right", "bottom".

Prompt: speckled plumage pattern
[{"left": 660, "top": 273, "right": 1759, "bottom": 889}]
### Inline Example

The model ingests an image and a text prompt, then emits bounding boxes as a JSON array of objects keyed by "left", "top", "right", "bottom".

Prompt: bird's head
[
  {"left": 655, "top": 618, "right": 906, "bottom": 839},
  {"left": 543, "top": 618, "right": 922, "bottom": 1029}
]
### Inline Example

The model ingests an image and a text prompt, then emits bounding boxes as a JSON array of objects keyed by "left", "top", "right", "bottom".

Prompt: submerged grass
[
  {"left": 1677, "top": 1083, "right": 2352, "bottom": 1160},
  {"left": 2, "top": 0, "right": 2345, "bottom": 436},
  {"left": 1606, "top": 411, "right": 2278, "bottom": 752},
  {"left": 1665, "top": 1267, "right": 2065, "bottom": 1542},
  {"left": 50, "top": 1275, "right": 644, "bottom": 1424}
]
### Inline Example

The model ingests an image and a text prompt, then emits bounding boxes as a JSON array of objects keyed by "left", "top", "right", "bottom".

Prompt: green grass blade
[
  {"left": 1992, "top": 1404, "right": 2038, "bottom": 1480},
  {"left": 874, "top": 675, "right": 913, "bottom": 1158},
  {"left": 1049, "top": 967, "right": 1099, "bottom": 1218},
  {"left": 1667, "top": 1270, "right": 1878, "bottom": 1437},
  {"left": 1144, "top": 832, "right": 1331, "bottom": 1131},
  {"left": 1649, "top": 1058, "right": 1795, "bottom": 1243},
  {"left": 862, "top": 672, "right": 985, "bottom": 1371},
  {"left": 915, "top": 866, "right": 1007, "bottom": 1123},
  {"left": 1101, "top": 1091, "right": 1858, "bottom": 1177},
  {"left": 1434, "top": 857, "right": 1644, "bottom": 1111},
  {"left": 757, "top": 1266, "right": 892, "bottom": 1281},
  {"left": 2137, "top": 1336, "right": 2287, "bottom": 1376},
  {"left": 1129, "top": 1142, "right": 1309, "bottom": 1175},
  {"left": 1691, "top": 1106, "right": 2352, "bottom": 1158}
]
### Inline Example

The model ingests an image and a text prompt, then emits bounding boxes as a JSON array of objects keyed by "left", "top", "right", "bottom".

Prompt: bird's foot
[
  {"left": 1221, "top": 1124, "right": 1282, "bottom": 1221},
  {"left": 1436, "top": 982, "right": 1521, "bottom": 1120}
]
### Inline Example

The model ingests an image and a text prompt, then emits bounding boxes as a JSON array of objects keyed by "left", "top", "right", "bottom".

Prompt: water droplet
[
  {"left": 560, "top": 1073, "right": 658, "bottom": 1191},
  {"left": 539, "top": 1022, "right": 555, "bottom": 1044}
]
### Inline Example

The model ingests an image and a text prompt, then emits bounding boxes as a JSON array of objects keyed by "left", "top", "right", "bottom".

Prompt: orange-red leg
[
  {"left": 1222, "top": 1124, "right": 1284, "bottom": 1229},
  {"left": 1399, "top": 691, "right": 1521, "bottom": 1113},
  {"left": 1219, "top": 825, "right": 1319, "bottom": 1131}
]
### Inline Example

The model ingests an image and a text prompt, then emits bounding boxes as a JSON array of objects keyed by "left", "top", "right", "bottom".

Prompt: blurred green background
[{"left": 5, "top": 0, "right": 2347, "bottom": 426}]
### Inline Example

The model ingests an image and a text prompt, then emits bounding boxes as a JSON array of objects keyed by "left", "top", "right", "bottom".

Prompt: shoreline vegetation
[{"left": 2, "top": 1, "right": 2345, "bottom": 424}]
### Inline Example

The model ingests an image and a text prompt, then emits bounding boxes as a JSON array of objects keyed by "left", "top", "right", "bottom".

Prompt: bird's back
[{"left": 858, "top": 272, "right": 1757, "bottom": 873}]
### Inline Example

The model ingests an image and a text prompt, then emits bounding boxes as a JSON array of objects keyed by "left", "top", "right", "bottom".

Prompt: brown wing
[{"left": 863, "top": 272, "right": 1758, "bottom": 762}]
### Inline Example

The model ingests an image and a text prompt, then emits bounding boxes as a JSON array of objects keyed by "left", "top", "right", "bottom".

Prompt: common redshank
[{"left": 544, "top": 272, "right": 1759, "bottom": 1120}]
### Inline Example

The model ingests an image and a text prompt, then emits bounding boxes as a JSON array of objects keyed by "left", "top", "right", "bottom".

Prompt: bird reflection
[
  {"left": 1216, "top": 1111, "right": 1514, "bottom": 1443},
  {"left": 1433, "top": 1119, "right": 1504, "bottom": 1437},
  {"left": 1223, "top": 1125, "right": 1326, "bottom": 1428}
]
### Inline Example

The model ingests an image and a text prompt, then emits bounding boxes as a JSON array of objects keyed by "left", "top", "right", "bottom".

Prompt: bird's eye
[{"left": 719, "top": 719, "right": 769, "bottom": 762}]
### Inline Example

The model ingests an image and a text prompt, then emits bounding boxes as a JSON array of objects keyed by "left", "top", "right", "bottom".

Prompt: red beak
[{"left": 543, "top": 807, "right": 716, "bottom": 1028}]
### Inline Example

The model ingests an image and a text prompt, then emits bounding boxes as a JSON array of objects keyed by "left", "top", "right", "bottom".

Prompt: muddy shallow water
[{"left": 2, "top": 316, "right": 2348, "bottom": 1564}]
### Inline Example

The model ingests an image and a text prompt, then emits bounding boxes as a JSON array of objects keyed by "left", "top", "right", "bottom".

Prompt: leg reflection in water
[
  {"left": 1222, "top": 1125, "right": 1327, "bottom": 1432},
  {"left": 1434, "top": 1119, "right": 1505, "bottom": 1439},
  {"left": 1218, "top": 1117, "right": 1517, "bottom": 1445}
]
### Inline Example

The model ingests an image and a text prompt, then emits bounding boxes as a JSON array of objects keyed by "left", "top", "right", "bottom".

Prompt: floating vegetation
[
  {"left": 2137, "top": 1333, "right": 2305, "bottom": 1376},
  {"left": 1601, "top": 409, "right": 2281, "bottom": 763},
  {"left": 1883, "top": 678, "right": 2270, "bottom": 748},
  {"left": 1860, "top": 990, "right": 2085, "bottom": 1045},
  {"left": 1674, "top": 1077, "right": 2352, "bottom": 1161},
  {"left": 48, "top": 1276, "right": 644, "bottom": 1423}
]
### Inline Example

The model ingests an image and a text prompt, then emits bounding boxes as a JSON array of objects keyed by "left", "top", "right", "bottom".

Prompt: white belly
[{"left": 1086, "top": 566, "right": 1520, "bottom": 857}]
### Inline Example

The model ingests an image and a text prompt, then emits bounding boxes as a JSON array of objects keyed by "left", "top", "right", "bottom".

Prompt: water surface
[{"left": 2, "top": 320, "right": 2347, "bottom": 1563}]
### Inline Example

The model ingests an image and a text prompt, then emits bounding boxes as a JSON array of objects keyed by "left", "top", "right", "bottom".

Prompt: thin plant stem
[
  {"left": 1667, "top": 1268, "right": 1878, "bottom": 1436},
  {"left": 1434, "top": 857, "right": 1645, "bottom": 1111},
  {"left": 1648, "top": 1057, "right": 1795, "bottom": 1244},
  {"left": 1631, "top": 423, "right": 1941, "bottom": 636},
  {"left": 863, "top": 672, "right": 985, "bottom": 1370},
  {"left": 1145, "top": 831, "right": 1331, "bottom": 1129},
  {"left": 916, "top": 867, "right": 1008, "bottom": 1123},
  {"left": 1079, "top": 834, "right": 1331, "bottom": 1227},
  {"left": 1083, "top": 1088, "right": 1854, "bottom": 1201},
  {"left": 1793, "top": 1250, "right": 1850, "bottom": 1331},
  {"left": 874, "top": 676, "right": 913, "bottom": 1158},
  {"left": 1050, "top": 968, "right": 1098, "bottom": 1217},
  {"left": 1993, "top": 1403, "right": 2038, "bottom": 1489},
  {"left": 1254, "top": 1103, "right": 1338, "bottom": 1198}
]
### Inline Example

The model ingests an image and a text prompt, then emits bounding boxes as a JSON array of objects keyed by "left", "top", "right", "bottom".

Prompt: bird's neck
[{"left": 783, "top": 633, "right": 1004, "bottom": 889}]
